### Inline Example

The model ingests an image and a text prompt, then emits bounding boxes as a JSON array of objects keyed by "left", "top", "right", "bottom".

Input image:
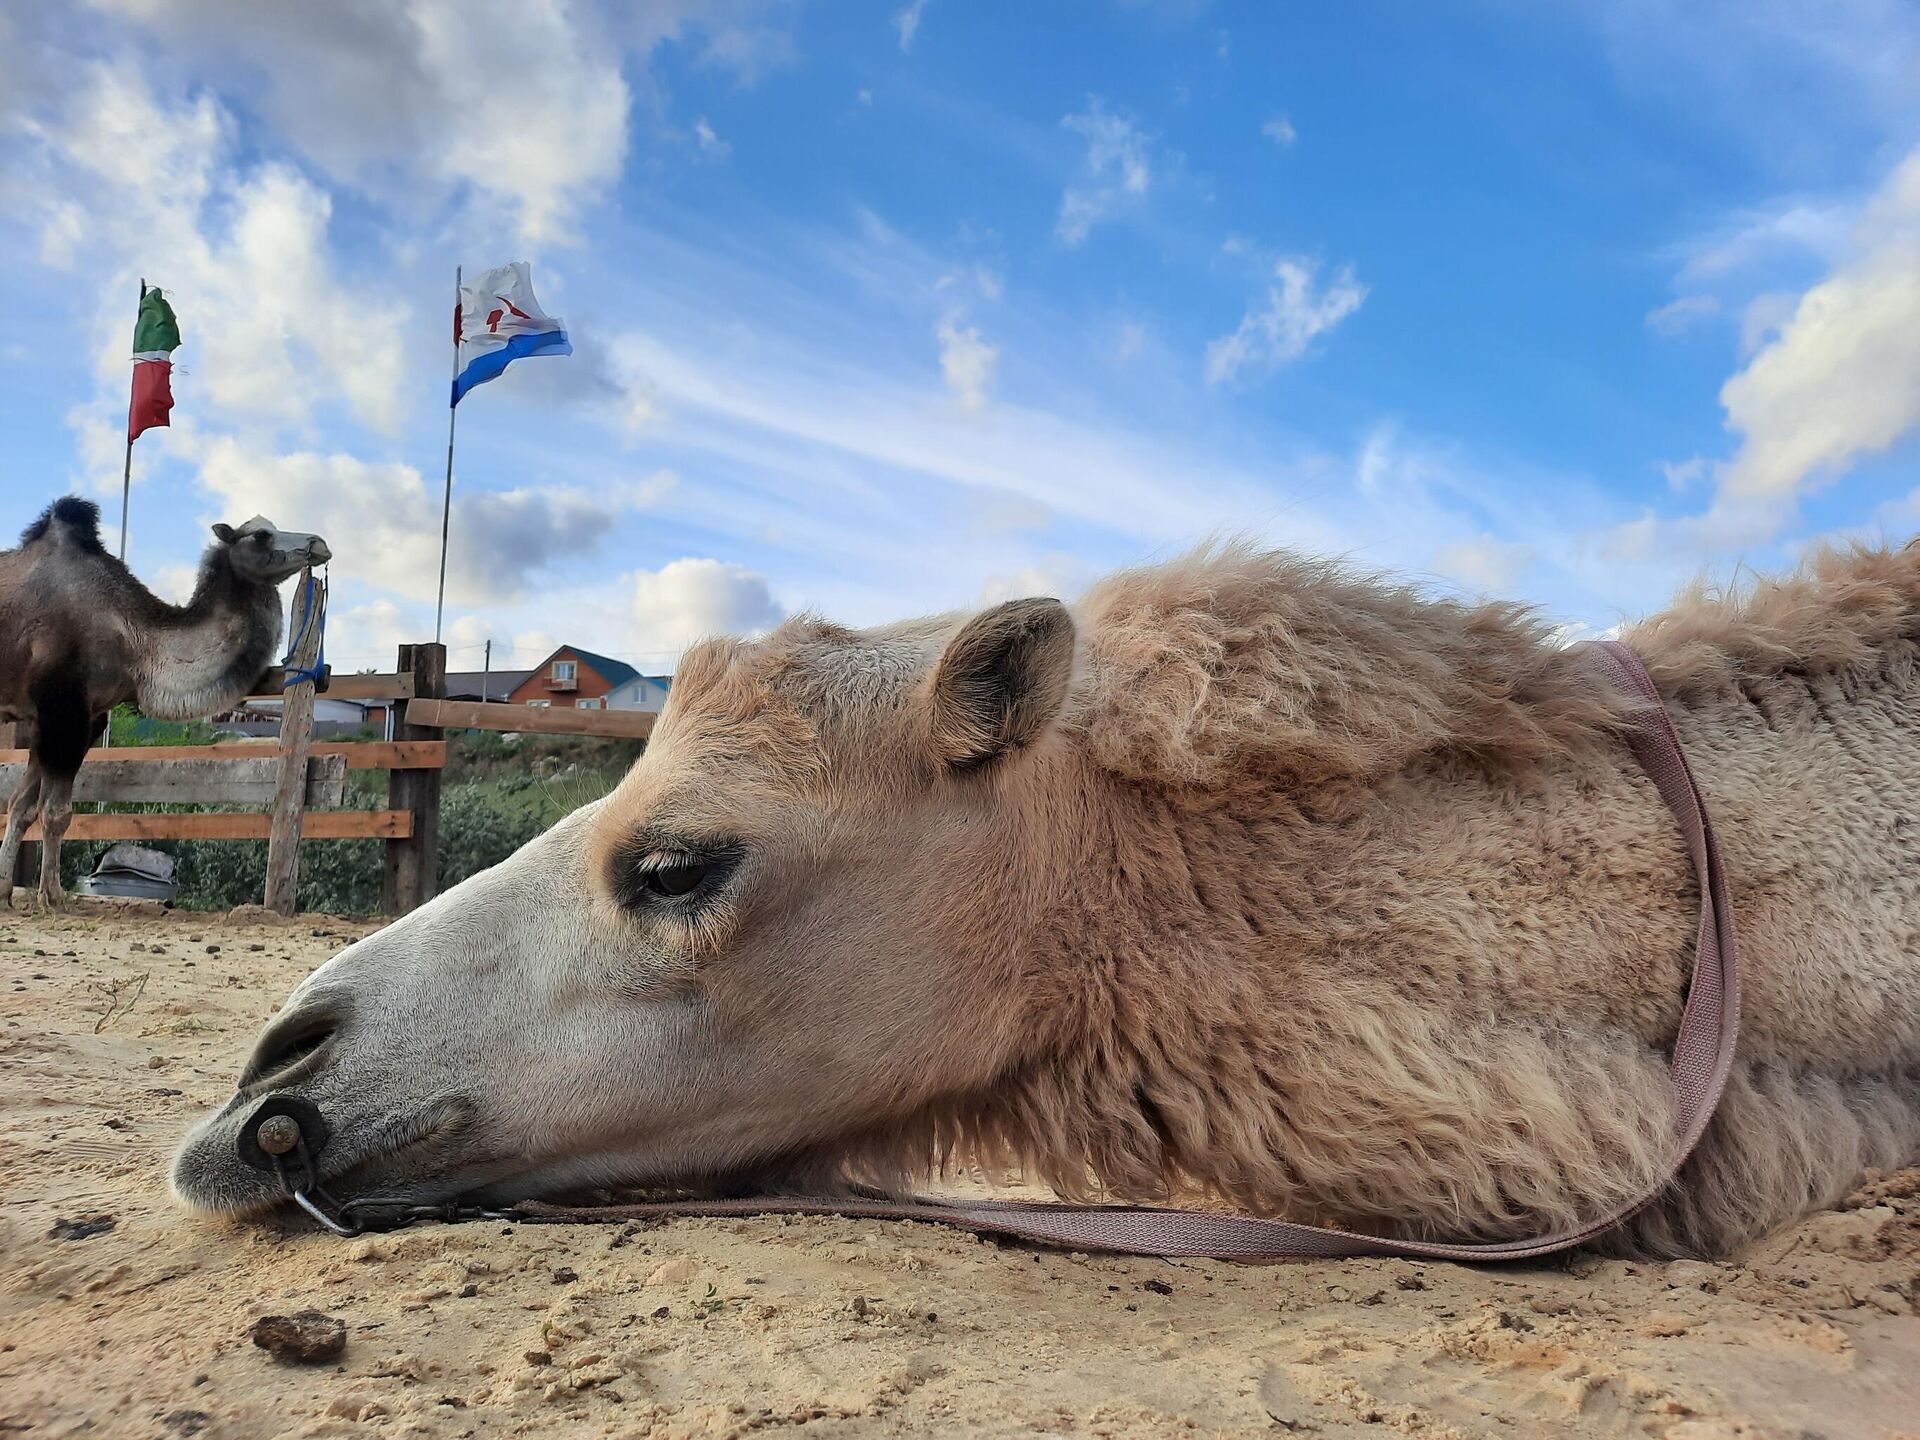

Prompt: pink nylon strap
[{"left": 520, "top": 641, "right": 1742, "bottom": 1261}]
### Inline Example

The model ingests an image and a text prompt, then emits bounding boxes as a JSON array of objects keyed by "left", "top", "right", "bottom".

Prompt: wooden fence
[{"left": 0, "top": 638, "right": 656, "bottom": 917}]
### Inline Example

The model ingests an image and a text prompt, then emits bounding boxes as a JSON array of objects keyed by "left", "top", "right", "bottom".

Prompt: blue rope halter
[{"left": 280, "top": 567, "right": 328, "bottom": 690}]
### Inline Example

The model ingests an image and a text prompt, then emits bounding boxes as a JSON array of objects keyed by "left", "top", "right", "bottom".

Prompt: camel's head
[
  {"left": 211, "top": 515, "right": 331, "bottom": 585},
  {"left": 171, "top": 598, "right": 1081, "bottom": 1220}
]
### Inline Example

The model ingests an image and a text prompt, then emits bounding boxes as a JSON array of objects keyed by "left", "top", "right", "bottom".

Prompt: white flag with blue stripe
[{"left": 452, "top": 262, "right": 571, "bottom": 407}]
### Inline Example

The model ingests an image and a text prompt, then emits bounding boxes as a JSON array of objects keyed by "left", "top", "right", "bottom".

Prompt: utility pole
[{"left": 482, "top": 638, "right": 491, "bottom": 701}]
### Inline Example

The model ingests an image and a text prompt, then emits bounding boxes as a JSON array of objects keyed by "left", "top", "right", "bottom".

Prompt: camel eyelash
[{"left": 608, "top": 839, "right": 744, "bottom": 914}]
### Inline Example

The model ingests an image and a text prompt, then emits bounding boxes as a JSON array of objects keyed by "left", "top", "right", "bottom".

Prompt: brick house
[{"left": 507, "top": 646, "right": 639, "bottom": 711}]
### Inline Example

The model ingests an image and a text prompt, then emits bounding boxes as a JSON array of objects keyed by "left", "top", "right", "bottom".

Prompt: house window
[
  {"left": 552, "top": 660, "right": 576, "bottom": 682},
  {"left": 576, "top": 698, "right": 602, "bottom": 709},
  {"left": 527, "top": 699, "right": 550, "bottom": 708}
]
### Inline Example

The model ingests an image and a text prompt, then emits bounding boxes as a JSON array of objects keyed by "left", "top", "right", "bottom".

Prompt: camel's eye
[
  {"left": 645, "top": 859, "right": 713, "bottom": 897},
  {"left": 610, "top": 841, "right": 741, "bottom": 912}
]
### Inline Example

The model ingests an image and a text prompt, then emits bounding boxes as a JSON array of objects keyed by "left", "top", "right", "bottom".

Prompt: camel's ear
[
  {"left": 928, "top": 597, "right": 1075, "bottom": 771},
  {"left": 210, "top": 523, "right": 237, "bottom": 544}
]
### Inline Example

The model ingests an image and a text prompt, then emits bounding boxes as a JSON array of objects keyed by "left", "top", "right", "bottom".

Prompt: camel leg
[
  {"left": 0, "top": 759, "right": 43, "bottom": 910},
  {"left": 28, "top": 694, "right": 101, "bottom": 913},
  {"left": 35, "top": 767, "right": 77, "bottom": 911}
]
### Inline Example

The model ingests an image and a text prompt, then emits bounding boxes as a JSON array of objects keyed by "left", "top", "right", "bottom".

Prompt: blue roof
[{"left": 539, "top": 645, "right": 639, "bottom": 688}]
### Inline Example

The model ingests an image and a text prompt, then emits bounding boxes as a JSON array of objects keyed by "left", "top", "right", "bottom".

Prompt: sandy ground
[{"left": 1, "top": 905, "right": 1916, "bottom": 1440}]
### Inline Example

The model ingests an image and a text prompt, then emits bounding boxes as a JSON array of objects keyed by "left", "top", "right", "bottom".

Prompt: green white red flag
[{"left": 128, "top": 287, "right": 180, "bottom": 442}]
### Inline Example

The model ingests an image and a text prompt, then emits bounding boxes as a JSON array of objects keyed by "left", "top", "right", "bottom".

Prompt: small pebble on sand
[{"left": 250, "top": 1310, "right": 347, "bottom": 1364}]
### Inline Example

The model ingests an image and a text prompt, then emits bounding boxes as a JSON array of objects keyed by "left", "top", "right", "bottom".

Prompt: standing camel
[{"left": 0, "top": 497, "right": 329, "bottom": 909}]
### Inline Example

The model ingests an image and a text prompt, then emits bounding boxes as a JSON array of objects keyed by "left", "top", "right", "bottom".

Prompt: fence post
[
  {"left": 381, "top": 642, "right": 445, "bottom": 915},
  {"left": 263, "top": 570, "right": 322, "bottom": 915}
]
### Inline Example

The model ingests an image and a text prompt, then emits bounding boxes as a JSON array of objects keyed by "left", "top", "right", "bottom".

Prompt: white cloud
[
  {"left": 935, "top": 313, "right": 998, "bottom": 410},
  {"left": 978, "top": 555, "right": 1093, "bottom": 606},
  {"left": 1661, "top": 457, "right": 1708, "bottom": 490},
  {"left": 1433, "top": 534, "right": 1533, "bottom": 593},
  {"left": 1261, "top": 115, "right": 1297, "bottom": 145},
  {"left": 1644, "top": 294, "right": 1719, "bottom": 335},
  {"left": 629, "top": 557, "right": 783, "bottom": 655},
  {"left": 193, "top": 437, "right": 675, "bottom": 607},
  {"left": 1598, "top": 151, "right": 1920, "bottom": 561},
  {"left": 692, "top": 116, "right": 730, "bottom": 161},
  {"left": 894, "top": 0, "right": 930, "bottom": 51},
  {"left": 1715, "top": 145, "right": 1920, "bottom": 518},
  {"left": 83, "top": 0, "right": 628, "bottom": 243},
  {"left": 63, "top": 2, "right": 801, "bottom": 245},
  {"left": 1056, "top": 99, "right": 1153, "bottom": 246},
  {"left": 1672, "top": 199, "right": 1852, "bottom": 287},
  {"left": 1204, "top": 257, "right": 1367, "bottom": 385},
  {"left": 25, "top": 62, "right": 411, "bottom": 438}
]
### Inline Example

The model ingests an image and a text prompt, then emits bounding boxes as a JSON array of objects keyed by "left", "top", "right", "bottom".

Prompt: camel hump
[{"left": 20, "top": 497, "right": 106, "bottom": 554}]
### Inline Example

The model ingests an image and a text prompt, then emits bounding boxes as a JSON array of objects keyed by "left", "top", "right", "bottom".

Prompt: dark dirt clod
[
  {"left": 49, "top": 1214, "right": 116, "bottom": 1241},
  {"left": 162, "top": 1410, "right": 214, "bottom": 1436},
  {"left": 551, "top": 1266, "right": 578, "bottom": 1285},
  {"left": 250, "top": 1310, "right": 347, "bottom": 1364},
  {"left": 1142, "top": 1278, "right": 1173, "bottom": 1296},
  {"left": 524, "top": 1350, "right": 552, "bottom": 1367}
]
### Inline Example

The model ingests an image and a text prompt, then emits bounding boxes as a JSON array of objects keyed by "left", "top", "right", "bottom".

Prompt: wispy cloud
[
  {"left": 894, "top": 0, "right": 930, "bottom": 52},
  {"left": 1644, "top": 294, "right": 1719, "bottom": 335},
  {"left": 1056, "top": 98, "right": 1154, "bottom": 246},
  {"left": 1205, "top": 257, "right": 1366, "bottom": 385},
  {"left": 692, "top": 116, "right": 730, "bottom": 161},
  {"left": 935, "top": 313, "right": 998, "bottom": 410},
  {"left": 1261, "top": 115, "right": 1297, "bottom": 145}
]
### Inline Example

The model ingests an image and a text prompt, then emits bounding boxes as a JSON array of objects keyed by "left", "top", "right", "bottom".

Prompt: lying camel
[{"left": 173, "top": 542, "right": 1920, "bottom": 1257}]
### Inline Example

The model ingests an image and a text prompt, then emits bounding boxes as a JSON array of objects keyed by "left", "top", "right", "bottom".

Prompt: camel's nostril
[{"left": 239, "top": 1005, "right": 343, "bottom": 1091}]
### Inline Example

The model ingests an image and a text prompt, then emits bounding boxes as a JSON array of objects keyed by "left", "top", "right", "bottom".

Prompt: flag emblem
[
  {"left": 452, "top": 262, "right": 571, "bottom": 407},
  {"left": 128, "top": 287, "right": 180, "bottom": 442}
]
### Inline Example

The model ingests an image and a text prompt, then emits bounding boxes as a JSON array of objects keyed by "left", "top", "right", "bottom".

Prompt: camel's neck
[{"left": 133, "top": 551, "right": 284, "bottom": 721}]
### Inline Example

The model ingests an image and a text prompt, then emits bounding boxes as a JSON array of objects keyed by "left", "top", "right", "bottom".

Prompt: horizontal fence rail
[
  {"left": 29, "top": 810, "right": 412, "bottom": 842},
  {"left": 406, "top": 697, "right": 657, "bottom": 739},
  {"left": 0, "top": 740, "right": 446, "bottom": 771},
  {"left": 0, "top": 754, "right": 345, "bottom": 808},
  {"left": 248, "top": 670, "right": 417, "bottom": 702}
]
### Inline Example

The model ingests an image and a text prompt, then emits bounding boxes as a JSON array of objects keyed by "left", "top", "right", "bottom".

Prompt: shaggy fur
[
  {"left": 0, "top": 499, "right": 326, "bottom": 907},
  {"left": 649, "top": 542, "right": 1920, "bottom": 1256}
]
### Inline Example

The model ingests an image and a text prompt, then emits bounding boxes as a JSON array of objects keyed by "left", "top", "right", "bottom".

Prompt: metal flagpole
[
  {"left": 434, "top": 265, "right": 462, "bottom": 643},
  {"left": 120, "top": 277, "right": 145, "bottom": 561}
]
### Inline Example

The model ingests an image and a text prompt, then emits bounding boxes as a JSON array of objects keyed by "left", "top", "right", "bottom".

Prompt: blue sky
[{"left": 2, "top": 1, "right": 1917, "bottom": 675}]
